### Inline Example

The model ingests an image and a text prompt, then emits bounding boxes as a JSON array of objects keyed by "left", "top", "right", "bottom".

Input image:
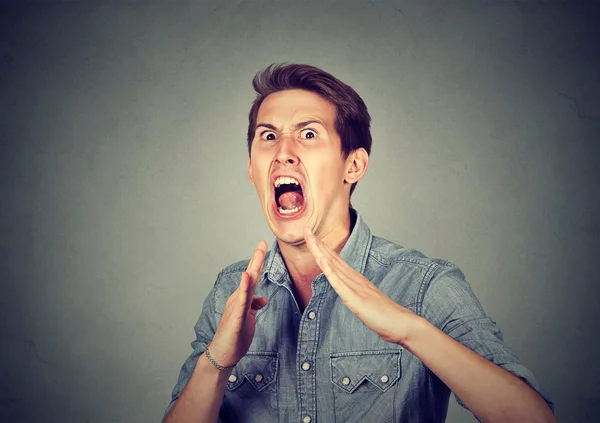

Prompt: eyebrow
[{"left": 255, "top": 120, "right": 324, "bottom": 132}]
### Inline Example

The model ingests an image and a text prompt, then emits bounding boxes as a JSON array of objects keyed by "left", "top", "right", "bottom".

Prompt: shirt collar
[{"left": 262, "top": 208, "right": 372, "bottom": 285}]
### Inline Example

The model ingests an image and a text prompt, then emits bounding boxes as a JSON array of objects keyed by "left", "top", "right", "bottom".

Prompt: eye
[
  {"left": 260, "top": 131, "right": 277, "bottom": 141},
  {"left": 300, "top": 129, "right": 317, "bottom": 139}
]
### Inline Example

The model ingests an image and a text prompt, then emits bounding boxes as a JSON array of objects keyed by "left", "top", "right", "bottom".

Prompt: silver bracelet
[{"left": 205, "top": 345, "right": 234, "bottom": 371}]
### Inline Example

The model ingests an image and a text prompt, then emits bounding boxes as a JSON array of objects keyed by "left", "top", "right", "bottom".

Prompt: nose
[{"left": 275, "top": 134, "right": 298, "bottom": 165}]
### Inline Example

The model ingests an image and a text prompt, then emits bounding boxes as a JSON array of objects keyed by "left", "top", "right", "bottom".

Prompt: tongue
[{"left": 278, "top": 191, "right": 304, "bottom": 210}]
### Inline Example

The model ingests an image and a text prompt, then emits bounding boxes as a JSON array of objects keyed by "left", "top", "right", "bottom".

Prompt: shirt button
[
  {"left": 308, "top": 311, "right": 316, "bottom": 320},
  {"left": 342, "top": 376, "right": 351, "bottom": 385},
  {"left": 303, "top": 416, "right": 312, "bottom": 423},
  {"left": 301, "top": 362, "right": 311, "bottom": 371},
  {"left": 254, "top": 374, "right": 263, "bottom": 382},
  {"left": 380, "top": 375, "right": 389, "bottom": 383},
  {"left": 228, "top": 374, "right": 237, "bottom": 383}
]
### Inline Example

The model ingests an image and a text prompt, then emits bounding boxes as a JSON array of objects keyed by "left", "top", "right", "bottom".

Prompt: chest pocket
[
  {"left": 226, "top": 352, "right": 279, "bottom": 392},
  {"left": 330, "top": 350, "right": 402, "bottom": 423},
  {"left": 221, "top": 352, "right": 279, "bottom": 423}
]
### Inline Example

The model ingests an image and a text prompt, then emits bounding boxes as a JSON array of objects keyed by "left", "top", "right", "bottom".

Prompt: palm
[
  {"left": 209, "top": 242, "right": 268, "bottom": 367},
  {"left": 304, "top": 228, "right": 416, "bottom": 346}
]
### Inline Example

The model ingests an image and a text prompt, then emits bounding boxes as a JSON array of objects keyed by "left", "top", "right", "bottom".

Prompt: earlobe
[{"left": 248, "top": 159, "right": 254, "bottom": 186}]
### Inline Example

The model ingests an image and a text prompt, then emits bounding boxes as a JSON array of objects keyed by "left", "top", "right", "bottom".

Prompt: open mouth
[{"left": 273, "top": 176, "right": 305, "bottom": 217}]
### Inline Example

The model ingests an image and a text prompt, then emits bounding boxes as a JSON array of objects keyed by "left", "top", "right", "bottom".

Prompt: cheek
[
  {"left": 251, "top": 161, "right": 265, "bottom": 176},
  {"left": 250, "top": 163, "right": 269, "bottom": 191},
  {"left": 318, "top": 159, "right": 345, "bottom": 182},
  {"left": 308, "top": 165, "right": 344, "bottom": 196}
]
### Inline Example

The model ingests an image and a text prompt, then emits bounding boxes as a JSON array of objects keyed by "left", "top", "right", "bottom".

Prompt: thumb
[{"left": 250, "top": 296, "right": 268, "bottom": 311}]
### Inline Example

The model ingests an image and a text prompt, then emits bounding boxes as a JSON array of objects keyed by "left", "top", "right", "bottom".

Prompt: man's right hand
[{"left": 206, "top": 240, "right": 269, "bottom": 368}]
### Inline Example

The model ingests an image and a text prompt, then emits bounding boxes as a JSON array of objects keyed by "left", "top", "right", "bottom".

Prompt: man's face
[{"left": 248, "top": 89, "right": 354, "bottom": 246}]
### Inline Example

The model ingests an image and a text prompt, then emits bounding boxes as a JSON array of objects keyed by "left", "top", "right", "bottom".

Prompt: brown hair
[{"left": 247, "top": 63, "right": 372, "bottom": 197}]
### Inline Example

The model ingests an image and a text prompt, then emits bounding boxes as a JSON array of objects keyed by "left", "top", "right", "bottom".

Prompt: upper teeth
[{"left": 274, "top": 176, "right": 300, "bottom": 187}]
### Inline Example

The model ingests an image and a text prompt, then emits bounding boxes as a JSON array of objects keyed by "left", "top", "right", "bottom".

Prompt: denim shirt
[{"left": 164, "top": 209, "right": 553, "bottom": 423}]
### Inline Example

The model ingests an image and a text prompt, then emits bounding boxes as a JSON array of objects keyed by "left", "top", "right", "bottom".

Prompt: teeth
[
  {"left": 274, "top": 176, "right": 300, "bottom": 188},
  {"left": 278, "top": 206, "right": 301, "bottom": 214}
]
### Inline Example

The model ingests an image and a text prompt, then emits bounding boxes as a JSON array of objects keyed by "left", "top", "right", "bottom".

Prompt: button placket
[{"left": 297, "top": 275, "right": 327, "bottom": 423}]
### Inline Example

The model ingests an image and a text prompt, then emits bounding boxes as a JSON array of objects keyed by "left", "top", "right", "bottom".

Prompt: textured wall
[{"left": 1, "top": 1, "right": 598, "bottom": 422}]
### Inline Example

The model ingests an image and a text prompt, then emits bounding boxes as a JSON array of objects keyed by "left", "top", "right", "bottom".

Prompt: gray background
[{"left": 1, "top": 1, "right": 599, "bottom": 422}]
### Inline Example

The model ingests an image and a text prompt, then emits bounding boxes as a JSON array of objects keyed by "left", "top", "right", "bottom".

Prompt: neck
[{"left": 278, "top": 210, "right": 353, "bottom": 289}]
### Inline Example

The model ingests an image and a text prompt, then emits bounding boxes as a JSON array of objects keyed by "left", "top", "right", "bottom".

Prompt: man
[{"left": 163, "top": 64, "right": 555, "bottom": 423}]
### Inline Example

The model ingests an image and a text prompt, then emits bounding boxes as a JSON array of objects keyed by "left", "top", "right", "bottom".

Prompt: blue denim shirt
[{"left": 164, "top": 209, "right": 553, "bottom": 422}]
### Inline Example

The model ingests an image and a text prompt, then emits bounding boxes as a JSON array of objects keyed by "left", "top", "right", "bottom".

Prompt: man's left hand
[{"left": 304, "top": 228, "right": 421, "bottom": 346}]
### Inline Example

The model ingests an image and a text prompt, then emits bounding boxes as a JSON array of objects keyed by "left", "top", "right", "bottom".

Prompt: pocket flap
[
  {"left": 227, "top": 352, "right": 279, "bottom": 392},
  {"left": 330, "top": 350, "right": 401, "bottom": 393}
]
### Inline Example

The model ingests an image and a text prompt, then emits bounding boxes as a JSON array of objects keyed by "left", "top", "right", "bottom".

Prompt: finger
[
  {"left": 241, "top": 250, "right": 261, "bottom": 299},
  {"left": 308, "top": 231, "right": 345, "bottom": 265},
  {"left": 237, "top": 272, "right": 250, "bottom": 304},
  {"left": 304, "top": 228, "right": 326, "bottom": 261},
  {"left": 246, "top": 244, "right": 260, "bottom": 274},
  {"left": 304, "top": 230, "right": 360, "bottom": 282},
  {"left": 305, "top": 231, "right": 350, "bottom": 280},
  {"left": 246, "top": 262, "right": 264, "bottom": 309},
  {"left": 318, "top": 248, "right": 361, "bottom": 287},
  {"left": 257, "top": 240, "right": 268, "bottom": 253},
  {"left": 318, "top": 256, "right": 353, "bottom": 289},
  {"left": 231, "top": 272, "right": 252, "bottom": 319},
  {"left": 254, "top": 242, "right": 267, "bottom": 272},
  {"left": 247, "top": 240, "right": 267, "bottom": 271},
  {"left": 319, "top": 256, "right": 355, "bottom": 297},
  {"left": 242, "top": 272, "right": 263, "bottom": 314},
  {"left": 304, "top": 228, "right": 339, "bottom": 262},
  {"left": 303, "top": 230, "right": 364, "bottom": 293},
  {"left": 304, "top": 231, "right": 345, "bottom": 281},
  {"left": 247, "top": 241, "right": 267, "bottom": 279},
  {"left": 248, "top": 253, "right": 265, "bottom": 296}
]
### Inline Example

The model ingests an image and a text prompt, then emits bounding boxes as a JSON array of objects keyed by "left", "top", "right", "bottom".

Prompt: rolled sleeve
[
  {"left": 162, "top": 275, "right": 224, "bottom": 422},
  {"left": 420, "top": 264, "right": 554, "bottom": 412}
]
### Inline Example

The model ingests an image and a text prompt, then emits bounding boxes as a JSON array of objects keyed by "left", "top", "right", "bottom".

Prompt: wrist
[
  {"left": 397, "top": 314, "right": 434, "bottom": 351},
  {"left": 205, "top": 344, "right": 236, "bottom": 371},
  {"left": 195, "top": 352, "right": 233, "bottom": 387}
]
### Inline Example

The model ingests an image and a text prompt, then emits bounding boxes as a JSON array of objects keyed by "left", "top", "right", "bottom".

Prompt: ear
[
  {"left": 344, "top": 148, "right": 369, "bottom": 184},
  {"left": 248, "top": 158, "right": 254, "bottom": 186}
]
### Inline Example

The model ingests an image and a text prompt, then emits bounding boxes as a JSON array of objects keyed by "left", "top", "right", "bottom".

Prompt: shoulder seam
[
  {"left": 368, "top": 250, "right": 439, "bottom": 270},
  {"left": 211, "top": 266, "right": 245, "bottom": 314},
  {"left": 416, "top": 261, "right": 447, "bottom": 316}
]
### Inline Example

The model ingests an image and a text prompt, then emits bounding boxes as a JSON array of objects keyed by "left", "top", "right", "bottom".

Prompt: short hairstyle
[{"left": 247, "top": 63, "right": 372, "bottom": 198}]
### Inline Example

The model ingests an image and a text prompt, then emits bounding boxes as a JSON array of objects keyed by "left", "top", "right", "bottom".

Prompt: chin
[
  {"left": 275, "top": 226, "right": 307, "bottom": 246},
  {"left": 265, "top": 204, "right": 310, "bottom": 246},
  {"left": 269, "top": 215, "right": 307, "bottom": 245}
]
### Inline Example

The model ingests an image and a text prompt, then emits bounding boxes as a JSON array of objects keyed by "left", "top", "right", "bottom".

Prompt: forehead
[{"left": 257, "top": 89, "right": 336, "bottom": 126}]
